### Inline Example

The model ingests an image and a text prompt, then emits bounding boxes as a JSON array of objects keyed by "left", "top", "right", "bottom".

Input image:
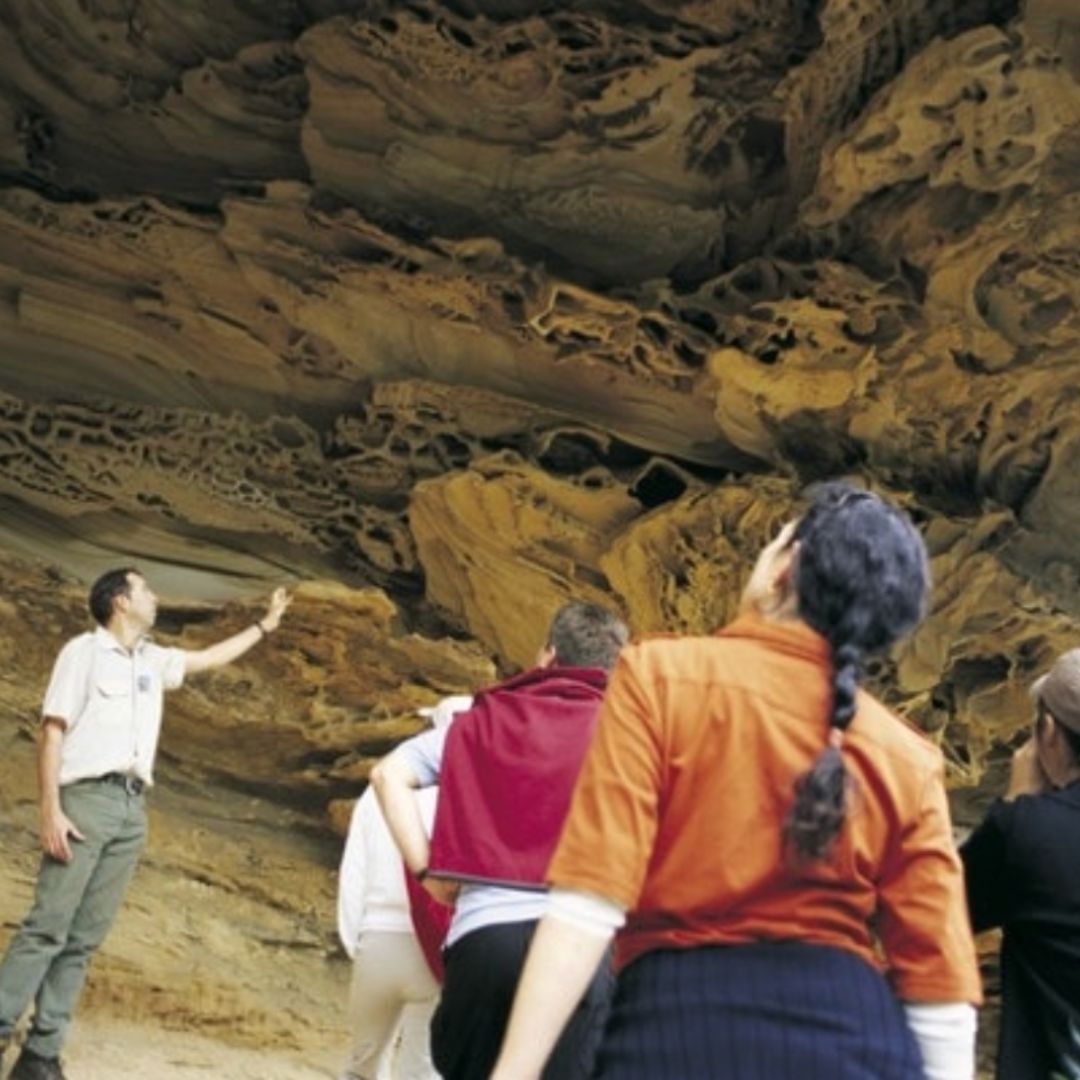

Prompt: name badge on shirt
[{"left": 137, "top": 674, "right": 152, "bottom": 693}]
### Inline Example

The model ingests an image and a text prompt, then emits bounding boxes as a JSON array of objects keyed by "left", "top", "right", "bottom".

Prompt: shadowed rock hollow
[{"left": 0, "top": 0, "right": 1077, "bottom": 1071}]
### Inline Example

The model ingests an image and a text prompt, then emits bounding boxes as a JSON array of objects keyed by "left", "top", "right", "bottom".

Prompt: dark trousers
[
  {"left": 596, "top": 942, "right": 924, "bottom": 1080},
  {"left": 431, "top": 919, "right": 613, "bottom": 1080}
]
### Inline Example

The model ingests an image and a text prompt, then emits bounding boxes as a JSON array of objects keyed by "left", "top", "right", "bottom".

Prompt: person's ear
[
  {"left": 760, "top": 540, "right": 799, "bottom": 615},
  {"left": 1042, "top": 711, "right": 1061, "bottom": 746},
  {"left": 1037, "top": 711, "right": 1068, "bottom": 787},
  {"left": 536, "top": 645, "right": 556, "bottom": 668},
  {"left": 773, "top": 539, "right": 799, "bottom": 593}
]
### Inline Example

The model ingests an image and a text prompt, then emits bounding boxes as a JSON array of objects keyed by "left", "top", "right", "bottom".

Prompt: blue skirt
[{"left": 594, "top": 942, "right": 924, "bottom": 1079}]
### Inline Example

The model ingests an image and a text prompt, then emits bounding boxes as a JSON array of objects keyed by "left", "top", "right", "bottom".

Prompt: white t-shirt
[
  {"left": 42, "top": 627, "right": 186, "bottom": 786},
  {"left": 337, "top": 786, "right": 438, "bottom": 956}
]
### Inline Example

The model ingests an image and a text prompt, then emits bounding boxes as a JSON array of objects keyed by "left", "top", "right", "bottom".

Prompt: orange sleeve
[
  {"left": 547, "top": 649, "right": 664, "bottom": 911},
  {"left": 876, "top": 761, "right": 983, "bottom": 1004}
]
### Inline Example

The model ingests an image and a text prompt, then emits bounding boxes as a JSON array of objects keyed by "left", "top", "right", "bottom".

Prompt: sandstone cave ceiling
[{"left": 0, "top": 0, "right": 1078, "bottom": 802}]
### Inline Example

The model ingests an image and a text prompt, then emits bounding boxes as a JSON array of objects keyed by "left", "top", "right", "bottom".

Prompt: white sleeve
[
  {"left": 41, "top": 636, "right": 91, "bottom": 728},
  {"left": 547, "top": 887, "right": 626, "bottom": 939},
  {"left": 337, "top": 791, "right": 377, "bottom": 958},
  {"left": 145, "top": 643, "right": 186, "bottom": 691},
  {"left": 903, "top": 1002, "right": 977, "bottom": 1080}
]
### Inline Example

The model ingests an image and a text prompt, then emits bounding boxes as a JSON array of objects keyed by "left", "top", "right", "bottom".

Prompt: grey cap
[{"left": 1031, "top": 649, "right": 1080, "bottom": 735}]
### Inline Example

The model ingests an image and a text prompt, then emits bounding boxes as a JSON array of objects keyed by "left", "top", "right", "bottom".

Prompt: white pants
[{"left": 342, "top": 930, "right": 440, "bottom": 1080}]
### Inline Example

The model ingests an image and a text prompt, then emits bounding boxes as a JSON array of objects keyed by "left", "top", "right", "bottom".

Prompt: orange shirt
[{"left": 548, "top": 615, "right": 982, "bottom": 1004}]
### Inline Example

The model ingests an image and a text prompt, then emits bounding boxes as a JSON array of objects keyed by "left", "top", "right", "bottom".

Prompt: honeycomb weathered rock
[{"left": 0, "top": 2, "right": 1075, "bottom": 1062}]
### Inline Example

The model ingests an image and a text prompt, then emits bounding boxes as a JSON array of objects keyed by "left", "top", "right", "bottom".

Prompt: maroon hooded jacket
[{"left": 428, "top": 666, "right": 608, "bottom": 889}]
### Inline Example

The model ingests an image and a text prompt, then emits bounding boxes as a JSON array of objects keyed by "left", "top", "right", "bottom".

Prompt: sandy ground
[{"left": 3, "top": 1018, "right": 342, "bottom": 1079}]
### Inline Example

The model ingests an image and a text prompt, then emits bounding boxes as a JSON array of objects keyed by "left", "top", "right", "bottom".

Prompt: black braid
[
  {"left": 782, "top": 483, "right": 929, "bottom": 862},
  {"left": 831, "top": 643, "right": 862, "bottom": 732},
  {"left": 784, "top": 644, "right": 861, "bottom": 860}
]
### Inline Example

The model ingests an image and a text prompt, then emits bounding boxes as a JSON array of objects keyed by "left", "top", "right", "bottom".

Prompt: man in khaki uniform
[{"left": 0, "top": 567, "right": 289, "bottom": 1080}]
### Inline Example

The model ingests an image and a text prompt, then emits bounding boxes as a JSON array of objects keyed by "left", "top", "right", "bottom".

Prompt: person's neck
[
  {"left": 1061, "top": 763, "right": 1080, "bottom": 789},
  {"left": 742, "top": 598, "right": 802, "bottom": 625},
  {"left": 106, "top": 616, "right": 144, "bottom": 653}
]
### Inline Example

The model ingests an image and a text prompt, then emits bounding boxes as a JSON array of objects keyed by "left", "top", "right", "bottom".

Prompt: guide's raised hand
[{"left": 261, "top": 586, "right": 291, "bottom": 633}]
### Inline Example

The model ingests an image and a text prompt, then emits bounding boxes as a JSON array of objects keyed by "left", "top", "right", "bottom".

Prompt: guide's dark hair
[
  {"left": 783, "top": 483, "right": 930, "bottom": 861},
  {"left": 88, "top": 567, "right": 140, "bottom": 626},
  {"left": 547, "top": 602, "right": 629, "bottom": 671}
]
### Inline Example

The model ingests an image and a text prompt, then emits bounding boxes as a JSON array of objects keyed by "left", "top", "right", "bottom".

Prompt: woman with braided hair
[
  {"left": 491, "top": 483, "right": 981, "bottom": 1080},
  {"left": 784, "top": 484, "right": 929, "bottom": 861}
]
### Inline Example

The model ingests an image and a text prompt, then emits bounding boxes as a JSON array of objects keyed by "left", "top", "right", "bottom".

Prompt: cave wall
[
  {"left": 0, "top": 0, "right": 1077, "bottom": 1061},
  {"left": 0, "top": 0, "right": 1075, "bottom": 778}
]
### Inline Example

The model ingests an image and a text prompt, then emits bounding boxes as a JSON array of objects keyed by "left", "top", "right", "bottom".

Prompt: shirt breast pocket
[{"left": 95, "top": 679, "right": 132, "bottom": 700}]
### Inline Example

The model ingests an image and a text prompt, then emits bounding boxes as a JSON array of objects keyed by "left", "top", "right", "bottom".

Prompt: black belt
[{"left": 97, "top": 772, "right": 146, "bottom": 795}]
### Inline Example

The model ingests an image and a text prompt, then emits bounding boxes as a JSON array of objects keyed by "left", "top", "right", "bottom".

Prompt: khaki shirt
[{"left": 42, "top": 627, "right": 186, "bottom": 786}]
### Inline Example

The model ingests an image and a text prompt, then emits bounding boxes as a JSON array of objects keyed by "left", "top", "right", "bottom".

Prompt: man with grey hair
[
  {"left": 372, "top": 601, "right": 629, "bottom": 1080},
  {"left": 961, "top": 648, "right": 1080, "bottom": 1080}
]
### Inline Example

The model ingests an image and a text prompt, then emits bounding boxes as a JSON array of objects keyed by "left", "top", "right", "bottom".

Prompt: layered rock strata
[{"left": 0, "top": 1, "right": 1075, "bottom": 1067}]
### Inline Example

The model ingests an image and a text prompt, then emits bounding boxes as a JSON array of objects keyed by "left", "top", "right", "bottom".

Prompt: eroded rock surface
[{"left": 0, "top": 0, "right": 1076, "bottom": 1069}]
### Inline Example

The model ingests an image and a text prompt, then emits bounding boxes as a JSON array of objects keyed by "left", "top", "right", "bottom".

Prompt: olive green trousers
[{"left": 0, "top": 780, "right": 147, "bottom": 1057}]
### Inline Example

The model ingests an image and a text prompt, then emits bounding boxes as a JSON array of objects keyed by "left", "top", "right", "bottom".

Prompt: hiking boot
[{"left": 10, "top": 1046, "right": 67, "bottom": 1079}]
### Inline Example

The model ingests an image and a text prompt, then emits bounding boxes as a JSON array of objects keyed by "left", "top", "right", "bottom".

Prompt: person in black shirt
[{"left": 961, "top": 648, "right": 1080, "bottom": 1080}]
